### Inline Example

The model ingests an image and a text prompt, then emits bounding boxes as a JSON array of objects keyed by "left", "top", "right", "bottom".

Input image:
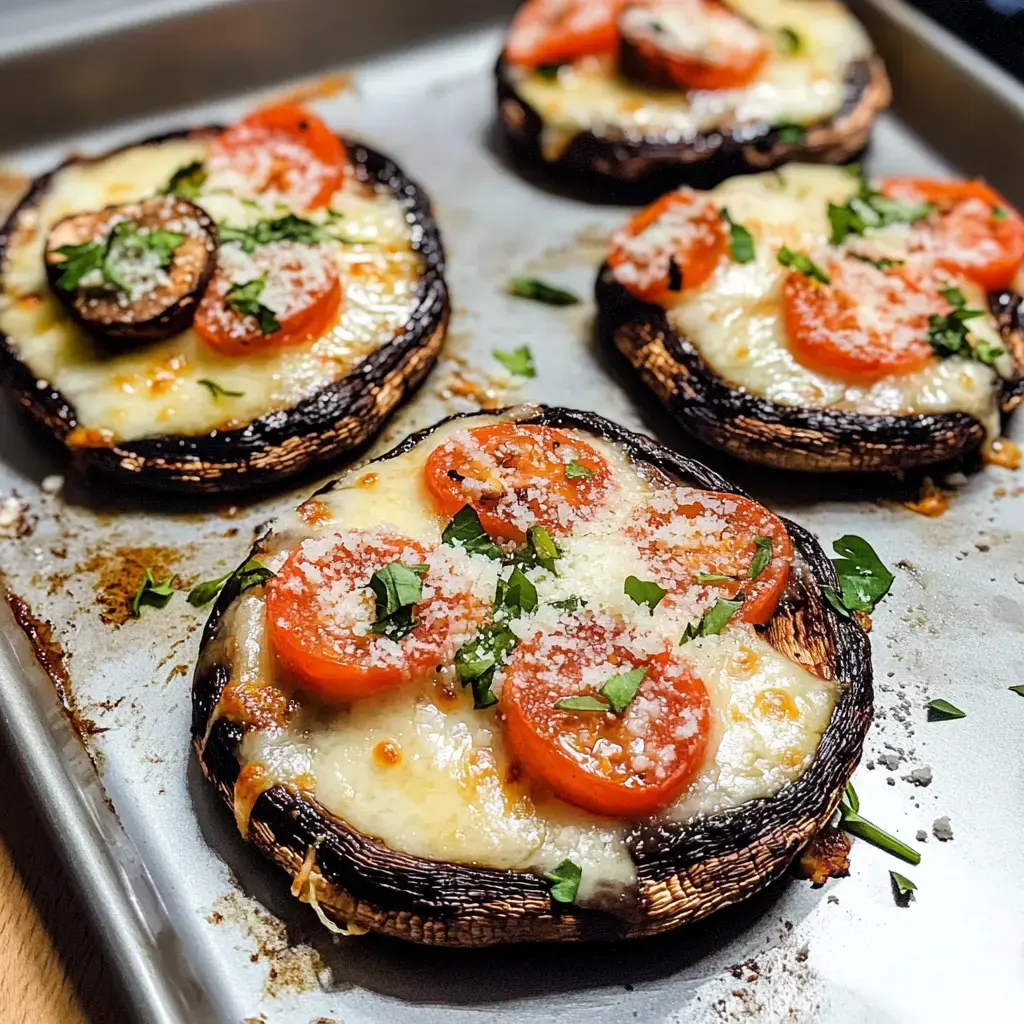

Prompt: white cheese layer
[
  {"left": 226, "top": 416, "right": 837, "bottom": 899},
  {"left": 667, "top": 165, "right": 1009, "bottom": 435},
  {"left": 0, "top": 137, "right": 423, "bottom": 442},
  {"left": 510, "top": 0, "right": 873, "bottom": 161}
]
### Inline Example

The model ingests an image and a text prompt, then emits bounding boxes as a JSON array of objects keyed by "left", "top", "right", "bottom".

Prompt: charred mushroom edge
[
  {"left": 192, "top": 406, "right": 873, "bottom": 947},
  {"left": 0, "top": 127, "right": 449, "bottom": 494}
]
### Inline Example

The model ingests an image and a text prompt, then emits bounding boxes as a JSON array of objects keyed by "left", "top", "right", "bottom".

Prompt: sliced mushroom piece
[{"left": 44, "top": 195, "right": 218, "bottom": 344}]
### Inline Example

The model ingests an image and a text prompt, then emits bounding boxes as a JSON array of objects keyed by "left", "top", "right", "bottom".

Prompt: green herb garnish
[
  {"left": 624, "top": 576, "right": 666, "bottom": 613},
  {"left": 131, "top": 569, "right": 175, "bottom": 617},
  {"left": 225, "top": 275, "right": 281, "bottom": 336},
  {"left": 829, "top": 535, "right": 894, "bottom": 614},
  {"left": 555, "top": 666, "right": 648, "bottom": 716},
  {"left": 523, "top": 526, "right": 560, "bottom": 573},
  {"left": 507, "top": 276, "right": 580, "bottom": 306},
  {"left": 550, "top": 596, "right": 583, "bottom": 612},
  {"left": 162, "top": 161, "right": 207, "bottom": 200},
  {"left": 492, "top": 344, "right": 536, "bottom": 378},
  {"left": 54, "top": 220, "right": 184, "bottom": 293},
  {"left": 545, "top": 859, "right": 582, "bottom": 903},
  {"left": 992, "top": 205, "right": 1009, "bottom": 223},
  {"left": 1010, "top": 684, "right": 1024, "bottom": 697},
  {"left": 680, "top": 595, "right": 744, "bottom": 644},
  {"left": 828, "top": 180, "right": 934, "bottom": 245},
  {"left": 926, "top": 698, "right": 965, "bottom": 721},
  {"left": 441, "top": 506, "right": 502, "bottom": 560},
  {"left": 848, "top": 252, "right": 906, "bottom": 271},
  {"left": 775, "top": 123, "right": 806, "bottom": 144},
  {"left": 218, "top": 213, "right": 351, "bottom": 253},
  {"left": 368, "top": 563, "right": 428, "bottom": 641},
  {"left": 565, "top": 459, "right": 593, "bottom": 480},
  {"left": 187, "top": 559, "right": 275, "bottom": 607},
  {"left": 197, "top": 378, "right": 244, "bottom": 399},
  {"left": 748, "top": 536, "right": 773, "bottom": 579},
  {"left": 777, "top": 246, "right": 830, "bottom": 284},
  {"left": 52, "top": 241, "right": 105, "bottom": 291},
  {"left": 776, "top": 26, "right": 802, "bottom": 54},
  {"left": 720, "top": 208, "right": 756, "bottom": 264},
  {"left": 838, "top": 782, "right": 920, "bottom": 865},
  {"left": 890, "top": 870, "right": 917, "bottom": 903},
  {"left": 927, "top": 286, "right": 1003, "bottom": 367}
]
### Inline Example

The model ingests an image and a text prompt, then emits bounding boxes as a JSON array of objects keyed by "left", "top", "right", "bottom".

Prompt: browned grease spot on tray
[
  {"left": 903, "top": 477, "right": 949, "bottom": 518},
  {"left": 77, "top": 544, "right": 189, "bottom": 625},
  {"left": 5, "top": 589, "right": 99, "bottom": 738}
]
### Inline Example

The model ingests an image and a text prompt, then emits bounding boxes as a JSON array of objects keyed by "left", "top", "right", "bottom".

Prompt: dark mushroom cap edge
[
  {"left": 0, "top": 127, "right": 449, "bottom": 494},
  {"left": 597, "top": 266, "right": 1024, "bottom": 472},
  {"left": 192, "top": 406, "right": 873, "bottom": 947}
]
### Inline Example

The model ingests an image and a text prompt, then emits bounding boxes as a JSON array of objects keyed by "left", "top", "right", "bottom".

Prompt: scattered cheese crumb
[{"left": 932, "top": 816, "right": 954, "bottom": 842}]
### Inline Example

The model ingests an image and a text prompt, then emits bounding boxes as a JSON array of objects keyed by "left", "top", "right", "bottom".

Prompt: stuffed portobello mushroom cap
[
  {"left": 192, "top": 406, "right": 872, "bottom": 946},
  {"left": 0, "top": 126, "right": 448, "bottom": 494}
]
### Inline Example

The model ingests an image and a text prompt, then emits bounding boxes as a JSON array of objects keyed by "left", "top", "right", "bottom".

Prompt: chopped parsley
[
  {"left": 162, "top": 161, "right": 207, "bottom": 200},
  {"left": 565, "top": 459, "right": 593, "bottom": 480},
  {"left": 441, "top": 506, "right": 502, "bottom": 560},
  {"left": 52, "top": 241, "right": 105, "bottom": 292},
  {"left": 492, "top": 344, "right": 536, "bottom": 378},
  {"left": 550, "top": 595, "right": 584, "bottom": 612},
  {"left": 775, "top": 123, "right": 806, "bottom": 144},
  {"left": 225, "top": 275, "right": 281, "bottom": 336},
  {"left": 827, "top": 179, "right": 934, "bottom": 245},
  {"left": 218, "top": 213, "right": 352, "bottom": 253},
  {"left": 196, "top": 378, "right": 244, "bottom": 399},
  {"left": 748, "top": 536, "right": 773, "bottom": 579},
  {"left": 555, "top": 666, "right": 647, "bottom": 716},
  {"left": 824, "top": 535, "right": 894, "bottom": 615},
  {"left": 680, "top": 595, "right": 744, "bottom": 643},
  {"left": 890, "top": 870, "right": 917, "bottom": 904},
  {"left": 777, "top": 246, "right": 830, "bottom": 285},
  {"left": 839, "top": 782, "right": 920, "bottom": 865},
  {"left": 187, "top": 559, "right": 274, "bottom": 607},
  {"left": 368, "top": 563, "right": 428, "bottom": 641},
  {"left": 507, "top": 276, "right": 580, "bottom": 306},
  {"left": 545, "top": 858, "right": 582, "bottom": 903},
  {"left": 624, "top": 575, "right": 666, "bottom": 613},
  {"left": 720, "top": 208, "right": 756, "bottom": 264},
  {"left": 848, "top": 252, "right": 906, "bottom": 271},
  {"left": 131, "top": 569, "right": 175, "bottom": 617},
  {"left": 520, "top": 525, "right": 560, "bottom": 573},
  {"left": 926, "top": 698, "right": 965, "bottom": 721},
  {"left": 54, "top": 220, "right": 184, "bottom": 293},
  {"left": 927, "top": 285, "right": 1003, "bottom": 367}
]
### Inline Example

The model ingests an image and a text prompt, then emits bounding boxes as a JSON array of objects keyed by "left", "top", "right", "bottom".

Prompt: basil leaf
[
  {"left": 507, "top": 276, "right": 580, "bottom": 306},
  {"left": 927, "top": 288, "right": 1002, "bottom": 367},
  {"left": 219, "top": 214, "right": 346, "bottom": 254},
  {"left": 197, "top": 378, "right": 244, "bottom": 399},
  {"left": 992, "top": 205, "right": 1009, "bottom": 223},
  {"left": 823, "top": 587, "right": 852, "bottom": 618},
  {"left": 1010, "top": 684, "right": 1024, "bottom": 697},
  {"left": 555, "top": 695, "right": 611, "bottom": 713},
  {"left": 720, "top": 208, "right": 756, "bottom": 264},
  {"left": 777, "top": 246, "right": 830, "bottom": 284},
  {"left": 838, "top": 791, "right": 920, "bottom": 865},
  {"left": 748, "top": 536, "right": 772, "bottom": 579},
  {"left": 565, "top": 459, "right": 593, "bottom": 480},
  {"left": 104, "top": 221, "right": 183, "bottom": 290},
  {"left": 831, "top": 535, "right": 894, "bottom": 613},
  {"left": 624, "top": 575, "right": 666, "bottom": 613},
  {"left": 492, "top": 344, "right": 536, "bottom": 378},
  {"left": 550, "top": 596, "right": 583, "bottom": 612},
  {"left": 163, "top": 161, "right": 207, "bottom": 199},
  {"left": 499, "top": 566, "right": 538, "bottom": 615},
  {"left": 187, "top": 559, "right": 274, "bottom": 607},
  {"left": 828, "top": 184, "right": 933, "bottom": 245},
  {"left": 926, "top": 698, "right": 965, "bottom": 721},
  {"left": 225, "top": 275, "right": 281, "bottom": 336},
  {"left": 695, "top": 572, "right": 736, "bottom": 584},
  {"left": 890, "top": 870, "right": 917, "bottom": 903},
  {"left": 680, "top": 595, "right": 744, "bottom": 643},
  {"left": 848, "top": 252, "right": 905, "bottom": 271},
  {"left": 545, "top": 859, "right": 582, "bottom": 903},
  {"left": 525, "top": 526, "right": 560, "bottom": 573},
  {"left": 53, "top": 241, "right": 105, "bottom": 291},
  {"left": 131, "top": 569, "right": 175, "bottom": 617},
  {"left": 368, "top": 563, "right": 426, "bottom": 640},
  {"left": 775, "top": 123, "right": 805, "bottom": 144},
  {"left": 441, "top": 506, "right": 502, "bottom": 560},
  {"left": 600, "top": 666, "right": 647, "bottom": 714}
]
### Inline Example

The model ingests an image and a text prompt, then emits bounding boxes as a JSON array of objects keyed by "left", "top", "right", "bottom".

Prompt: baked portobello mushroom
[
  {"left": 192, "top": 405, "right": 872, "bottom": 946},
  {"left": 0, "top": 103, "right": 448, "bottom": 493},
  {"left": 496, "top": 0, "right": 891, "bottom": 194},
  {"left": 597, "top": 165, "right": 1024, "bottom": 472}
]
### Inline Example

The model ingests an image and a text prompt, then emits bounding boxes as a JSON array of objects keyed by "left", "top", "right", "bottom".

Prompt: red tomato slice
[
  {"left": 627, "top": 488, "right": 792, "bottom": 625},
  {"left": 194, "top": 241, "right": 341, "bottom": 354},
  {"left": 266, "top": 532, "right": 479, "bottom": 703},
  {"left": 608, "top": 189, "right": 728, "bottom": 305},
  {"left": 505, "top": 0, "right": 625, "bottom": 67},
  {"left": 781, "top": 253, "right": 949, "bottom": 384},
  {"left": 424, "top": 424, "right": 611, "bottom": 542},
  {"left": 501, "top": 616, "right": 711, "bottom": 817},
  {"left": 881, "top": 178, "right": 1024, "bottom": 292},
  {"left": 620, "top": 0, "right": 769, "bottom": 92},
  {"left": 209, "top": 103, "right": 348, "bottom": 211}
]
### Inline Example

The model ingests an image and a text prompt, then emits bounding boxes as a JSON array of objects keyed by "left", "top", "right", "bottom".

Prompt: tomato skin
[
  {"left": 505, "top": 0, "right": 625, "bottom": 67},
  {"left": 627, "top": 488, "right": 792, "bottom": 625},
  {"left": 608, "top": 189, "right": 728, "bottom": 306},
  {"left": 501, "top": 618, "right": 710, "bottom": 817},
  {"left": 266, "top": 533, "right": 477, "bottom": 703},
  {"left": 423, "top": 424, "right": 611, "bottom": 542},
  {"left": 780, "top": 255, "right": 946, "bottom": 385},
  {"left": 881, "top": 178, "right": 1024, "bottom": 292},
  {"left": 210, "top": 103, "right": 348, "bottom": 211}
]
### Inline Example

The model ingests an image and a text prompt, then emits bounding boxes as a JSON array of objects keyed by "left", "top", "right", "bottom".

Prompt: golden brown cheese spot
[
  {"left": 983, "top": 437, "right": 1022, "bottom": 470},
  {"left": 67, "top": 426, "right": 115, "bottom": 448},
  {"left": 220, "top": 680, "right": 291, "bottom": 730},
  {"left": 728, "top": 645, "right": 761, "bottom": 680},
  {"left": 754, "top": 688, "right": 800, "bottom": 721},
  {"left": 372, "top": 739, "right": 402, "bottom": 767},
  {"left": 904, "top": 478, "right": 949, "bottom": 518},
  {"left": 233, "top": 762, "right": 273, "bottom": 836},
  {"left": 432, "top": 675, "right": 461, "bottom": 709},
  {"left": 297, "top": 499, "right": 332, "bottom": 527},
  {"left": 356, "top": 472, "right": 378, "bottom": 489}
]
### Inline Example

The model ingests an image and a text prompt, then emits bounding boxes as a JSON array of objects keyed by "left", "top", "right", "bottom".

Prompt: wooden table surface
[{"left": 0, "top": 746, "right": 132, "bottom": 1024}]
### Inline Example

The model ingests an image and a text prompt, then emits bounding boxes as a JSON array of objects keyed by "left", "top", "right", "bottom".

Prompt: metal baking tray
[{"left": 0, "top": 1, "right": 1022, "bottom": 1021}]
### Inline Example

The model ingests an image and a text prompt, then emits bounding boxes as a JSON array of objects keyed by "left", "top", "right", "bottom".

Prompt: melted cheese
[
  {"left": 217, "top": 415, "right": 837, "bottom": 900},
  {"left": 0, "top": 137, "right": 423, "bottom": 442},
  {"left": 666, "top": 165, "right": 1009, "bottom": 435},
  {"left": 510, "top": 0, "right": 873, "bottom": 161}
]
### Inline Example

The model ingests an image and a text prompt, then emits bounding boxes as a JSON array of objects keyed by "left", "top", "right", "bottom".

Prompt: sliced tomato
[
  {"left": 607, "top": 189, "right": 728, "bottom": 305},
  {"left": 620, "top": 0, "right": 769, "bottom": 92},
  {"left": 209, "top": 103, "right": 348, "bottom": 211},
  {"left": 505, "top": 0, "right": 624, "bottom": 67},
  {"left": 881, "top": 178, "right": 1024, "bottom": 292},
  {"left": 501, "top": 617, "right": 710, "bottom": 817},
  {"left": 627, "top": 487, "right": 792, "bottom": 625},
  {"left": 780, "top": 253, "right": 948, "bottom": 384},
  {"left": 266, "top": 532, "right": 478, "bottom": 702},
  {"left": 194, "top": 241, "right": 341, "bottom": 354},
  {"left": 424, "top": 424, "right": 611, "bottom": 542}
]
